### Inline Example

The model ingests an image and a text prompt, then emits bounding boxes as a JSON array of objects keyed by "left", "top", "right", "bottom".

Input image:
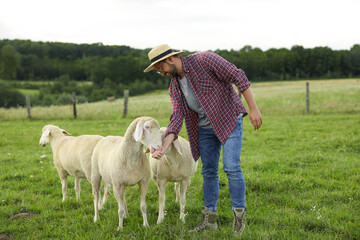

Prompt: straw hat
[{"left": 144, "top": 44, "right": 185, "bottom": 72}]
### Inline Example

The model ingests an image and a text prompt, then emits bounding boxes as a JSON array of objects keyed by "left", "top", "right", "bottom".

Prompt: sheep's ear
[
  {"left": 42, "top": 129, "right": 51, "bottom": 137},
  {"left": 134, "top": 121, "right": 144, "bottom": 142},
  {"left": 61, "top": 129, "right": 71, "bottom": 135},
  {"left": 173, "top": 139, "right": 182, "bottom": 155},
  {"left": 160, "top": 127, "right": 167, "bottom": 139}
]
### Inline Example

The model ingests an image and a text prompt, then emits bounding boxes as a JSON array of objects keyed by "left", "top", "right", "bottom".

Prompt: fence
[
  {"left": 24, "top": 90, "right": 130, "bottom": 119},
  {"left": 23, "top": 84, "right": 312, "bottom": 119}
]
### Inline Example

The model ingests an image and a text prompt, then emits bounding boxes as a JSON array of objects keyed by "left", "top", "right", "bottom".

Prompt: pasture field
[
  {"left": 0, "top": 79, "right": 359, "bottom": 239},
  {"left": 17, "top": 89, "right": 39, "bottom": 96}
]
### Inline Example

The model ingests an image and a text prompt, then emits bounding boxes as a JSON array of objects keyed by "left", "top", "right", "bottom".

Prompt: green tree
[
  {"left": 350, "top": 44, "right": 360, "bottom": 76},
  {"left": 0, "top": 44, "right": 21, "bottom": 79}
]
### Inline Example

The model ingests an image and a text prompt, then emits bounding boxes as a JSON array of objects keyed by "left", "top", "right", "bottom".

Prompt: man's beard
[{"left": 166, "top": 63, "right": 179, "bottom": 78}]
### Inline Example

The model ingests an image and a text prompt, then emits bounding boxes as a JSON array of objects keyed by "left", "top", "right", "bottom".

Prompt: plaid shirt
[{"left": 165, "top": 51, "right": 251, "bottom": 161}]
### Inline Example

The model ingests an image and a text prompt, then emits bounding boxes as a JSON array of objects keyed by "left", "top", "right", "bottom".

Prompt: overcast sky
[{"left": 1, "top": 0, "right": 359, "bottom": 52}]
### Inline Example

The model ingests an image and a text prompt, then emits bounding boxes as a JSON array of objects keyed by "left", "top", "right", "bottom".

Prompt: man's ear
[{"left": 167, "top": 56, "right": 175, "bottom": 64}]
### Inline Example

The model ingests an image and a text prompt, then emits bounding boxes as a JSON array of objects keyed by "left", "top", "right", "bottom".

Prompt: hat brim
[{"left": 144, "top": 51, "right": 185, "bottom": 73}]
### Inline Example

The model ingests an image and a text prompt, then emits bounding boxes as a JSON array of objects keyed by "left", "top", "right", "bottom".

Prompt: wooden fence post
[
  {"left": 25, "top": 94, "right": 31, "bottom": 119},
  {"left": 72, "top": 92, "right": 77, "bottom": 119},
  {"left": 306, "top": 82, "right": 310, "bottom": 114},
  {"left": 123, "top": 90, "right": 129, "bottom": 118}
]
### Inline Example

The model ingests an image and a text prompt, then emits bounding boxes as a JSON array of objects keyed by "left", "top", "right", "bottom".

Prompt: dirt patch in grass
[
  {"left": 10, "top": 212, "right": 36, "bottom": 220},
  {"left": 0, "top": 234, "right": 10, "bottom": 240}
]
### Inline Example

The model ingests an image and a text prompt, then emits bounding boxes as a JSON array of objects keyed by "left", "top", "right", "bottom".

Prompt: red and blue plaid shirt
[{"left": 165, "top": 51, "right": 251, "bottom": 161}]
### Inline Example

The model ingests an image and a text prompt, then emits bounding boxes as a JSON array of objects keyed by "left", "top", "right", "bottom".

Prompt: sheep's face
[
  {"left": 39, "top": 126, "right": 51, "bottom": 146},
  {"left": 134, "top": 119, "right": 162, "bottom": 152},
  {"left": 39, "top": 125, "right": 71, "bottom": 146}
]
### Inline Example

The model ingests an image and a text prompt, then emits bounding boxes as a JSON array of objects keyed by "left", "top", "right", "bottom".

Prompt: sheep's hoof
[
  {"left": 117, "top": 226, "right": 123, "bottom": 231},
  {"left": 156, "top": 218, "right": 163, "bottom": 225},
  {"left": 180, "top": 214, "right": 185, "bottom": 223},
  {"left": 93, "top": 216, "right": 99, "bottom": 222}
]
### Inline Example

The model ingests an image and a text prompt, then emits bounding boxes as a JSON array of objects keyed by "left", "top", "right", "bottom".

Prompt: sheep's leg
[
  {"left": 56, "top": 168, "right": 68, "bottom": 202},
  {"left": 59, "top": 175, "right": 68, "bottom": 202},
  {"left": 99, "top": 183, "right": 111, "bottom": 210},
  {"left": 156, "top": 180, "right": 167, "bottom": 225},
  {"left": 91, "top": 176, "right": 102, "bottom": 222},
  {"left": 175, "top": 182, "right": 180, "bottom": 203},
  {"left": 124, "top": 196, "right": 128, "bottom": 217},
  {"left": 113, "top": 183, "right": 127, "bottom": 231},
  {"left": 138, "top": 179, "right": 149, "bottom": 227},
  {"left": 179, "top": 179, "right": 190, "bottom": 223},
  {"left": 74, "top": 176, "right": 81, "bottom": 201}
]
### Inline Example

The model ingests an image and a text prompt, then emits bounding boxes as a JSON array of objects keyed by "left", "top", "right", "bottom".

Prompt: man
[{"left": 144, "top": 44, "right": 262, "bottom": 234}]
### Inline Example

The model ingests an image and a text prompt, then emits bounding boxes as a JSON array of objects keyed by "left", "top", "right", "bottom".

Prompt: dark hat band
[{"left": 150, "top": 49, "right": 173, "bottom": 63}]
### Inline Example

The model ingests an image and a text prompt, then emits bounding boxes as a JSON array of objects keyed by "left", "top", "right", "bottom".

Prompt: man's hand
[
  {"left": 249, "top": 107, "right": 262, "bottom": 130},
  {"left": 151, "top": 147, "right": 166, "bottom": 159},
  {"left": 242, "top": 87, "right": 263, "bottom": 130},
  {"left": 151, "top": 133, "right": 176, "bottom": 159}
]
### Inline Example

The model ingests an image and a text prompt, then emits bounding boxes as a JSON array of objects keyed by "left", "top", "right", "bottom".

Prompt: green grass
[
  {"left": 17, "top": 89, "right": 39, "bottom": 96},
  {"left": 0, "top": 79, "right": 359, "bottom": 239}
]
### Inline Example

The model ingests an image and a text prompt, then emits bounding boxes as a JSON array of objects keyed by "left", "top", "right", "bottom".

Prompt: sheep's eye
[{"left": 144, "top": 126, "right": 150, "bottom": 130}]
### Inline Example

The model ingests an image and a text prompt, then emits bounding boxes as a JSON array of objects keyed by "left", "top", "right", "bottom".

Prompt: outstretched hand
[
  {"left": 151, "top": 147, "right": 166, "bottom": 159},
  {"left": 151, "top": 133, "right": 176, "bottom": 159}
]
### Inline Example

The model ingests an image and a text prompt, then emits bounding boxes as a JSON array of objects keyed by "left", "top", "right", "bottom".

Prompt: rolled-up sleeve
[{"left": 202, "top": 52, "right": 251, "bottom": 93}]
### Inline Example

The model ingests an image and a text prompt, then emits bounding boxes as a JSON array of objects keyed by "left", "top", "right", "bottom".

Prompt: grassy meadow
[{"left": 0, "top": 79, "right": 359, "bottom": 239}]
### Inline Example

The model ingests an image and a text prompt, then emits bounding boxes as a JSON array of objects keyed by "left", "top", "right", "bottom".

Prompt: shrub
[
  {"left": 129, "top": 79, "right": 156, "bottom": 96},
  {"left": 39, "top": 94, "right": 56, "bottom": 106},
  {"left": 56, "top": 93, "right": 73, "bottom": 105},
  {"left": 89, "top": 88, "right": 116, "bottom": 102},
  {"left": 55, "top": 93, "right": 88, "bottom": 105},
  {"left": 0, "top": 83, "right": 26, "bottom": 108},
  {"left": 76, "top": 95, "right": 88, "bottom": 104}
]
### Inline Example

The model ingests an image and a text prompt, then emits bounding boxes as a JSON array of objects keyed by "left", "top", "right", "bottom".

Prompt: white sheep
[
  {"left": 91, "top": 116, "right": 162, "bottom": 230},
  {"left": 39, "top": 125, "right": 110, "bottom": 205},
  {"left": 150, "top": 127, "right": 198, "bottom": 224}
]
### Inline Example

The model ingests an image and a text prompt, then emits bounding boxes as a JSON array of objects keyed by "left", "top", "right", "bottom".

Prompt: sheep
[
  {"left": 39, "top": 124, "right": 110, "bottom": 206},
  {"left": 91, "top": 116, "right": 162, "bottom": 230},
  {"left": 149, "top": 127, "right": 198, "bottom": 224}
]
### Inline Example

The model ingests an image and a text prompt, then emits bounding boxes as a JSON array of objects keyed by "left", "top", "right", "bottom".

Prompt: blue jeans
[{"left": 199, "top": 117, "right": 245, "bottom": 211}]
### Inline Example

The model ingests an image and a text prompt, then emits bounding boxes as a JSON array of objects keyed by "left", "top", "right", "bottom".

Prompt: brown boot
[
  {"left": 233, "top": 208, "right": 246, "bottom": 235},
  {"left": 189, "top": 206, "right": 218, "bottom": 232}
]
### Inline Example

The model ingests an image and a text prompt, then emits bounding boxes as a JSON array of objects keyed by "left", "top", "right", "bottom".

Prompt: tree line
[{"left": 0, "top": 39, "right": 359, "bottom": 107}]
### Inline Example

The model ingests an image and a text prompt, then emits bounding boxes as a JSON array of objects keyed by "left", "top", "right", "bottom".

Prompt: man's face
[{"left": 154, "top": 59, "right": 178, "bottom": 78}]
